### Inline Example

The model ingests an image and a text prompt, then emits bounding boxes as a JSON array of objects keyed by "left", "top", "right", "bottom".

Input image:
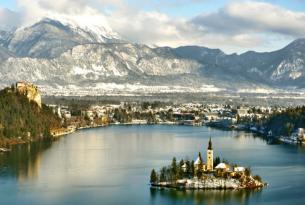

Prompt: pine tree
[
  {"left": 178, "top": 159, "right": 184, "bottom": 179},
  {"left": 160, "top": 167, "right": 167, "bottom": 182},
  {"left": 185, "top": 160, "right": 191, "bottom": 178},
  {"left": 190, "top": 160, "right": 195, "bottom": 178},
  {"left": 150, "top": 169, "right": 158, "bottom": 184},
  {"left": 171, "top": 157, "right": 177, "bottom": 181},
  {"left": 214, "top": 156, "right": 221, "bottom": 168}
]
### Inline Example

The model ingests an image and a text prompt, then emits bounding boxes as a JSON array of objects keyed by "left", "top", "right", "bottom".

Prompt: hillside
[
  {"left": 263, "top": 106, "right": 305, "bottom": 136},
  {"left": 0, "top": 85, "right": 61, "bottom": 146}
]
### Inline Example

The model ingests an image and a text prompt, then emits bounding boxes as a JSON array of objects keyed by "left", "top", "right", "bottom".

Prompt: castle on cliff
[{"left": 16, "top": 81, "right": 42, "bottom": 108}]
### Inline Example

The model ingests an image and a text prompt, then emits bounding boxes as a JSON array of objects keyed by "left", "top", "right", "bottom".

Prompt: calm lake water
[{"left": 0, "top": 125, "right": 305, "bottom": 205}]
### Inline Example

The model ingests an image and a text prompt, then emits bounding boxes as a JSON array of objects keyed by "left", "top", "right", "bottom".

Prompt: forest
[
  {"left": 0, "top": 87, "right": 61, "bottom": 146},
  {"left": 263, "top": 106, "right": 305, "bottom": 136}
]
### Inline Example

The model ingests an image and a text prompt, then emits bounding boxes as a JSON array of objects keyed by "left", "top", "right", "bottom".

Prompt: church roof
[
  {"left": 194, "top": 152, "right": 205, "bottom": 165},
  {"left": 208, "top": 137, "right": 213, "bottom": 150},
  {"left": 215, "top": 163, "right": 230, "bottom": 169},
  {"left": 194, "top": 156, "right": 202, "bottom": 165}
]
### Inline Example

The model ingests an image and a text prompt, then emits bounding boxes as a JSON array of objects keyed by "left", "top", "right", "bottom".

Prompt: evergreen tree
[
  {"left": 285, "top": 122, "right": 294, "bottom": 136},
  {"left": 150, "top": 169, "right": 158, "bottom": 184},
  {"left": 0, "top": 86, "right": 61, "bottom": 145},
  {"left": 178, "top": 159, "right": 184, "bottom": 179},
  {"left": 190, "top": 160, "right": 195, "bottom": 178},
  {"left": 245, "top": 167, "right": 252, "bottom": 176},
  {"left": 171, "top": 157, "right": 177, "bottom": 181},
  {"left": 196, "top": 167, "right": 203, "bottom": 179},
  {"left": 185, "top": 160, "right": 191, "bottom": 178},
  {"left": 214, "top": 156, "right": 221, "bottom": 168},
  {"left": 160, "top": 167, "right": 167, "bottom": 182}
]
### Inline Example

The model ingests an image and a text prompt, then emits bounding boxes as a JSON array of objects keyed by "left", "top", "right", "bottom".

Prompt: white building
[
  {"left": 233, "top": 167, "right": 245, "bottom": 172},
  {"left": 237, "top": 107, "right": 249, "bottom": 117},
  {"left": 215, "top": 163, "right": 230, "bottom": 172}
]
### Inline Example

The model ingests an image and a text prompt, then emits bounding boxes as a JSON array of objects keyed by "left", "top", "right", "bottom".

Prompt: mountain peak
[
  {"left": 4, "top": 15, "right": 123, "bottom": 58},
  {"left": 38, "top": 14, "right": 122, "bottom": 42}
]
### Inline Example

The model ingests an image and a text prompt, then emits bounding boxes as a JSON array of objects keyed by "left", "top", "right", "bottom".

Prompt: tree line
[{"left": 263, "top": 106, "right": 305, "bottom": 136}]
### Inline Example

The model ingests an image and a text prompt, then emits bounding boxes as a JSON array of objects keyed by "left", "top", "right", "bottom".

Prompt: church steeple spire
[
  {"left": 206, "top": 137, "right": 213, "bottom": 171},
  {"left": 208, "top": 137, "right": 212, "bottom": 150}
]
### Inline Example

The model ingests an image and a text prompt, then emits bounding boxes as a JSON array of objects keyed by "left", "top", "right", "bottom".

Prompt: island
[{"left": 150, "top": 138, "right": 266, "bottom": 190}]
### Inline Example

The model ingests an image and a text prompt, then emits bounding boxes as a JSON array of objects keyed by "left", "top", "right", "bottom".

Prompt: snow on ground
[{"left": 39, "top": 83, "right": 225, "bottom": 96}]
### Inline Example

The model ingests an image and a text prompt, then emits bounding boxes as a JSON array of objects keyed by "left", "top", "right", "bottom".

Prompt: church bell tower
[{"left": 206, "top": 137, "right": 213, "bottom": 171}]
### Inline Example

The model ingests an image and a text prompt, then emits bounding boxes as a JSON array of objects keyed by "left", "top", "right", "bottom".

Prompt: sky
[{"left": 1, "top": 0, "right": 305, "bottom": 53}]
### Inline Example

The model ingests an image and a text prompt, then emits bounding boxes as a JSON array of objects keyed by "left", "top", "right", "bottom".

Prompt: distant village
[
  {"left": 5, "top": 81, "right": 305, "bottom": 146},
  {"left": 47, "top": 100, "right": 305, "bottom": 145}
]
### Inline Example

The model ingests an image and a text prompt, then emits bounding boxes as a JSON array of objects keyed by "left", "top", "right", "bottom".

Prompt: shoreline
[
  {"left": 150, "top": 176, "right": 266, "bottom": 190},
  {"left": 1, "top": 120, "right": 301, "bottom": 149},
  {"left": 0, "top": 122, "right": 170, "bottom": 148}
]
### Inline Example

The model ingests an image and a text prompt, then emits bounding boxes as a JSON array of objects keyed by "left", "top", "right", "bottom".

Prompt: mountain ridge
[{"left": 1, "top": 17, "right": 305, "bottom": 94}]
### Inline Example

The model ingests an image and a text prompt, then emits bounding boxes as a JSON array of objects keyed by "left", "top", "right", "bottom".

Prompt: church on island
[
  {"left": 150, "top": 137, "right": 266, "bottom": 189},
  {"left": 193, "top": 137, "right": 240, "bottom": 174},
  {"left": 194, "top": 137, "right": 214, "bottom": 172}
]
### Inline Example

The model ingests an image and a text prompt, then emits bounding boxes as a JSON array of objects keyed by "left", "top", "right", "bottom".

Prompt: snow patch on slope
[
  {"left": 39, "top": 83, "right": 225, "bottom": 96},
  {"left": 272, "top": 58, "right": 305, "bottom": 80},
  {"left": 45, "top": 13, "right": 121, "bottom": 42}
]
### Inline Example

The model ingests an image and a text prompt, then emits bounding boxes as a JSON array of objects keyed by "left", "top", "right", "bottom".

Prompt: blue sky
[
  {"left": 1, "top": 0, "right": 15, "bottom": 10},
  {"left": 3, "top": 0, "right": 305, "bottom": 16},
  {"left": 1, "top": 0, "right": 305, "bottom": 53}
]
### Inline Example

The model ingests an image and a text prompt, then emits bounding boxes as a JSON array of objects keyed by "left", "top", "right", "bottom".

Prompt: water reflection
[
  {"left": 0, "top": 139, "right": 52, "bottom": 181},
  {"left": 150, "top": 188, "right": 262, "bottom": 205},
  {"left": 0, "top": 125, "right": 304, "bottom": 205}
]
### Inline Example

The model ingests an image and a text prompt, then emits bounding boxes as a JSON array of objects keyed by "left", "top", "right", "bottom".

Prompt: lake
[{"left": 0, "top": 125, "right": 305, "bottom": 205}]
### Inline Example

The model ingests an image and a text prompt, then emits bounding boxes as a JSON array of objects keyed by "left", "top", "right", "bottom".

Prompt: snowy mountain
[
  {"left": 0, "top": 43, "right": 205, "bottom": 89},
  {"left": 1, "top": 16, "right": 305, "bottom": 95},
  {"left": 0, "top": 45, "right": 15, "bottom": 61},
  {"left": 1, "top": 16, "right": 122, "bottom": 58},
  {"left": 174, "top": 39, "right": 305, "bottom": 89}
]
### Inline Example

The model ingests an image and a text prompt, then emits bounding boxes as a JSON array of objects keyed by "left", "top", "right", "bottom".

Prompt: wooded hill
[
  {"left": 0, "top": 86, "right": 61, "bottom": 146},
  {"left": 264, "top": 106, "right": 305, "bottom": 136}
]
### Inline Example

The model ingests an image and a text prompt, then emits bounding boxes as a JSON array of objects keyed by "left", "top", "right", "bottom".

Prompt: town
[
  {"left": 2, "top": 82, "right": 304, "bottom": 147},
  {"left": 46, "top": 99, "right": 305, "bottom": 145}
]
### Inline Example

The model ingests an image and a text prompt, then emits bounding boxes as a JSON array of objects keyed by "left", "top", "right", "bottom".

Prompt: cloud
[
  {"left": 191, "top": 1, "right": 305, "bottom": 37},
  {"left": 1, "top": 0, "right": 305, "bottom": 53},
  {"left": 0, "top": 7, "right": 22, "bottom": 29},
  {"left": 108, "top": 10, "right": 185, "bottom": 46},
  {"left": 15, "top": 0, "right": 96, "bottom": 25},
  {"left": 108, "top": 1, "right": 305, "bottom": 52},
  {"left": 37, "top": 0, "right": 88, "bottom": 13},
  {"left": 106, "top": 1, "right": 283, "bottom": 51}
]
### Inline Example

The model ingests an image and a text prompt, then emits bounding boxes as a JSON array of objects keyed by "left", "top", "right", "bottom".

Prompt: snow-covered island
[{"left": 150, "top": 138, "right": 266, "bottom": 190}]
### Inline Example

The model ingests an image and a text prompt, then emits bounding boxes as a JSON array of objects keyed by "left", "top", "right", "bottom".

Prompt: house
[
  {"left": 182, "top": 163, "right": 187, "bottom": 172},
  {"left": 237, "top": 107, "right": 249, "bottom": 117},
  {"left": 204, "top": 113, "right": 219, "bottom": 121},
  {"left": 215, "top": 163, "right": 230, "bottom": 172},
  {"left": 233, "top": 167, "right": 245, "bottom": 172},
  {"left": 297, "top": 128, "right": 305, "bottom": 141}
]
